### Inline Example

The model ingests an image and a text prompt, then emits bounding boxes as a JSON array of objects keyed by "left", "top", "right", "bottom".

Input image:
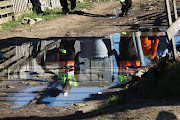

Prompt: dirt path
[
  {"left": 0, "top": 0, "right": 180, "bottom": 120},
  {"left": 0, "top": 0, "right": 169, "bottom": 39}
]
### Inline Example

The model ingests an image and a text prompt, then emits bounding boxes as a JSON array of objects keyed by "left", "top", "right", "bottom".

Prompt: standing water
[{"left": 0, "top": 35, "right": 180, "bottom": 108}]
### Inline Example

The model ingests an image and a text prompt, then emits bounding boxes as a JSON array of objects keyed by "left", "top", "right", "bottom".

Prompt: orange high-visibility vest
[
  {"left": 120, "top": 61, "right": 140, "bottom": 67},
  {"left": 119, "top": 61, "right": 140, "bottom": 74},
  {"left": 59, "top": 60, "right": 75, "bottom": 72},
  {"left": 140, "top": 37, "right": 159, "bottom": 61}
]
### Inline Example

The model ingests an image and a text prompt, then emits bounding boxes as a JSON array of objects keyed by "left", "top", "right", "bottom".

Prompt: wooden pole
[
  {"left": 135, "top": 31, "right": 145, "bottom": 66},
  {"left": 165, "top": 0, "right": 178, "bottom": 61},
  {"left": 172, "top": 0, "right": 178, "bottom": 20},
  {"left": 165, "top": 0, "right": 172, "bottom": 26}
]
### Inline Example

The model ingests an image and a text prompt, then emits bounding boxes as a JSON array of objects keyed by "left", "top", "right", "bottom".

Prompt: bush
[{"left": 137, "top": 61, "right": 180, "bottom": 98}]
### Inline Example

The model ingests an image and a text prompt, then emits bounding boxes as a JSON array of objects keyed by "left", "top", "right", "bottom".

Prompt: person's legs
[
  {"left": 120, "top": 1, "right": 126, "bottom": 16},
  {"left": 69, "top": 0, "right": 76, "bottom": 10},
  {"left": 125, "top": 0, "right": 132, "bottom": 15},
  {"left": 120, "top": 0, "right": 132, "bottom": 16},
  {"left": 60, "top": 0, "right": 69, "bottom": 15}
]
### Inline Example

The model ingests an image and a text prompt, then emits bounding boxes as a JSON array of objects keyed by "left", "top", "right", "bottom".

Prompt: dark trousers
[
  {"left": 121, "top": 0, "right": 132, "bottom": 13},
  {"left": 60, "top": 0, "right": 76, "bottom": 14},
  {"left": 30, "top": 0, "right": 43, "bottom": 14}
]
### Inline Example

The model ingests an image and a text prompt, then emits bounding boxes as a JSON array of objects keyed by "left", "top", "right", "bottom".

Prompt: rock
[
  {"left": 99, "top": 85, "right": 105, "bottom": 88},
  {"left": 28, "top": 19, "right": 36, "bottom": 25},
  {"left": 97, "top": 92, "right": 102, "bottom": 94},
  {"left": 78, "top": 0, "right": 84, "bottom": 3},
  {"left": 34, "top": 18, "right": 43, "bottom": 22},
  {"left": 81, "top": 9, "right": 88, "bottom": 12},
  {"left": 5, "top": 85, "right": 15, "bottom": 89},
  {"left": 18, "top": 81, "right": 25, "bottom": 84},
  {"left": 27, "top": 82, "right": 37, "bottom": 86},
  {"left": 21, "top": 17, "right": 30, "bottom": 24},
  {"left": 135, "top": 69, "right": 147, "bottom": 78},
  {"left": 23, "top": 17, "right": 30, "bottom": 21},
  {"left": 149, "top": 7, "right": 153, "bottom": 11},
  {"left": 73, "top": 103, "right": 86, "bottom": 107}
]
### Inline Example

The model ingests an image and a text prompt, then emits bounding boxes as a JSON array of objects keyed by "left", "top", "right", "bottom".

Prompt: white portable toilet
[{"left": 80, "top": 38, "right": 109, "bottom": 59}]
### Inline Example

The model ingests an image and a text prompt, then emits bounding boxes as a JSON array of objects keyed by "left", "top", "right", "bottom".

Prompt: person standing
[
  {"left": 60, "top": 0, "right": 76, "bottom": 15},
  {"left": 119, "top": 0, "right": 132, "bottom": 17}
]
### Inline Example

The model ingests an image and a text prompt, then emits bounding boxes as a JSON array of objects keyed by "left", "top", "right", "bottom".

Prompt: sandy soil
[{"left": 0, "top": 0, "right": 180, "bottom": 120}]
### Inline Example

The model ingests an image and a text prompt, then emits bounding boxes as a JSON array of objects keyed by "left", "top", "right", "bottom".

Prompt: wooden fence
[
  {"left": 0, "top": 0, "right": 62, "bottom": 24},
  {"left": 0, "top": 0, "right": 14, "bottom": 24},
  {"left": 165, "top": 0, "right": 180, "bottom": 61},
  {"left": 50, "top": 0, "right": 61, "bottom": 9},
  {"left": 11, "top": 0, "right": 30, "bottom": 14}
]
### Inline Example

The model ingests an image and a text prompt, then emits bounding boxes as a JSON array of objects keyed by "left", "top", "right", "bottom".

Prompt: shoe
[
  {"left": 125, "top": 10, "right": 130, "bottom": 15},
  {"left": 119, "top": 12, "right": 125, "bottom": 17},
  {"left": 63, "top": 8, "right": 70, "bottom": 15}
]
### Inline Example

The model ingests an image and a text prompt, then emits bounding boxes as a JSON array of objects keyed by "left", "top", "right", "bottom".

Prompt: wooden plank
[
  {"left": 0, "top": 55, "right": 16, "bottom": 69},
  {"left": 0, "top": 1, "right": 12, "bottom": 7},
  {"left": 12, "top": 0, "right": 29, "bottom": 14},
  {"left": 28, "top": 3, "right": 33, "bottom": 9},
  {"left": 51, "top": 0, "right": 61, "bottom": 8},
  {"left": 166, "top": 17, "right": 180, "bottom": 40},
  {"left": 0, "top": 7, "right": 13, "bottom": 15},
  {"left": 165, "top": 0, "right": 172, "bottom": 26},
  {"left": 0, "top": 16, "right": 13, "bottom": 24},
  {"left": 172, "top": 0, "right": 178, "bottom": 20}
]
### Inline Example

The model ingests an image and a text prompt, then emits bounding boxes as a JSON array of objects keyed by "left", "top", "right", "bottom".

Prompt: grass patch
[
  {"left": 1, "top": 20, "right": 21, "bottom": 31},
  {"left": 98, "top": 95, "right": 126, "bottom": 109},
  {"left": 97, "top": 116, "right": 126, "bottom": 120},
  {"left": 73, "top": 2, "right": 93, "bottom": 11}
]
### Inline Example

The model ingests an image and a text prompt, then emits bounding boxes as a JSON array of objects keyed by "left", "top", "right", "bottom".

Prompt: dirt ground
[
  {"left": 0, "top": 0, "right": 174, "bottom": 39},
  {"left": 0, "top": 0, "right": 180, "bottom": 119}
]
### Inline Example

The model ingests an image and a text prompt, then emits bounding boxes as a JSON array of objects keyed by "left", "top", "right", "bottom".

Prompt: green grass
[
  {"left": 1, "top": 20, "right": 21, "bottom": 31},
  {"left": 98, "top": 95, "right": 126, "bottom": 109},
  {"left": 97, "top": 116, "right": 126, "bottom": 120},
  {"left": 73, "top": 2, "right": 93, "bottom": 11}
]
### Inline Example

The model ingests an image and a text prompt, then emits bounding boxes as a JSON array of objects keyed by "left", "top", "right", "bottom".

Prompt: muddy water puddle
[
  {"left": 11, "top": 86, "right": 45, "bottom": 108},
  {"left": 0, "top": 34, "right": 180, "bottom": 108},
  {"left": 42, "top": 86, "right": 109, "bottom": 107}
]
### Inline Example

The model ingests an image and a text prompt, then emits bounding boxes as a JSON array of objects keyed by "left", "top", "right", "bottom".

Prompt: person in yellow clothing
[
  {"left": 57, "top": 40, "right": 78, "bottom": 96},
  {"left": 140, "top": 30, "right": 160, "bottom": 62},
  {"left": 58, "top": 72, "right": 78, "bottom": 96}
]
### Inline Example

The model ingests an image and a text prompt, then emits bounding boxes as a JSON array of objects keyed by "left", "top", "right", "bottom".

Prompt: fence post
[
  {"left": 165, "top": 0, "right": 178, "bottom": 61},
  {"left": 135, "top": 31, "right": 145, "bottom": 66},
  {"left": 172, "top": 0, "right": 178, "bottom": 20}
]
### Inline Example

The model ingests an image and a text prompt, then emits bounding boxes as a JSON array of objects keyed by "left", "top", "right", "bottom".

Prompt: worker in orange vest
[
  {"left": 140, "top": 29, "right": 160, "bottom": 62},
  {"left": 58, "top": 40, "right": 78, "bottom": 96},
  {"left": 113, "top": 32, "right": 140, "bottom": 83}
]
